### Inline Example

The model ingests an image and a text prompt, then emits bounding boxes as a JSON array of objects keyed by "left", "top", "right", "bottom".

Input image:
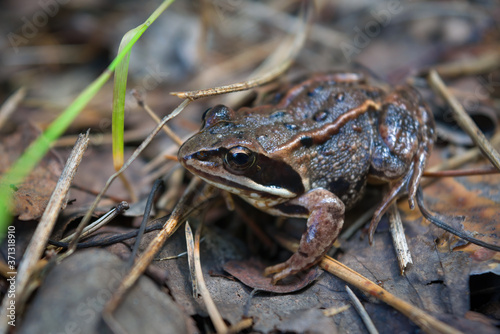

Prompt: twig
[
  {"left": 277, "top": 237, "right": 462, "bottom": 334},
  {"left": 388, "top": 204, "right": 413, "bottom": 275},
  {"left": 128, "top": 179, "right": 163, "bottom": 268},
  {"left": 416, "top": 187, "right": 500, "bottom": 252},
  {"left": 101, "top": 177, "right": 202, "bottom": 332},
  {"left": 56, "top": 201, "right": 129, "bottom": 244},
  {"left": 0, "top": 132, "right": 89, "bottom": 333},
  {"left": 185, "top": 222, "right": 198, "bottom": 298},
  {"left": 132, "top": 89, "right": 184, "bottom": 146},
  {"left": 62, "top": 98, "right": 191, "bottom": 258},
  {"left": 170, "top": 0, "right": 311, "bottom": 100},
  {"left": 422, "top": 51, "right": 500, "bottom": 78},
  {"left": 53, "top": 127, "right": 152, "bottom": 147},
  {"left": 171, "top": 60, "right": 293, "bottom": 100},
  {"left": 0, "top": 87, "right": 26, "bottom": 129},
  {"left": 423, "top": 167, "right": 499, "bottom": 177},
  {"left": 193, "top": 223, "right": 228, "bottom": 334},
  {"left": 346, "top": 285, "right": 379, "bottom": 334},
  {"left": 428, "top": 70, "right": 500, "bottom": 171},
  {"left": 118, "top": 173, "right": 137, "bottom": 203}
]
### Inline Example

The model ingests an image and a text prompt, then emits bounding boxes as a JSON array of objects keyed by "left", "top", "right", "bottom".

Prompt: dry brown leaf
[{"left": 0, "top": 124, "right": 64, "bottom": 220}]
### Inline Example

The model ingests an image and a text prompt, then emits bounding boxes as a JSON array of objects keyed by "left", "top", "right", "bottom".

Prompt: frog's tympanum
[{"left": 178, "top": 72, "right": 435, "bottom": 284}]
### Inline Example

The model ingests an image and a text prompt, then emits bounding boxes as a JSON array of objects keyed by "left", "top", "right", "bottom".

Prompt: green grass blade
[
  {"left": 0, "top": 0, "right": 176, "bottom": 234},
  {"left": 112, "top": 30, "right": 134, "bottom": 171}
]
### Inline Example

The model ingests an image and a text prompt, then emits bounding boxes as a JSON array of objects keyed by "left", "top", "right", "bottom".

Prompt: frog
[{"left": 178, "top": 72, "right": 435, "bottom": 284}]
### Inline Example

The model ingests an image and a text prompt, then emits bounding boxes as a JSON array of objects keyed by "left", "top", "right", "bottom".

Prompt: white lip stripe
[{"left": 197, "top": 175, "right": 296, "bottom": 198}]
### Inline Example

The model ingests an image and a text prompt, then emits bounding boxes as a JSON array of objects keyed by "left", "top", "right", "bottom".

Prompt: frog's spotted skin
[{"left": 178, "top": 72, "right": 435, "bottom": 283}]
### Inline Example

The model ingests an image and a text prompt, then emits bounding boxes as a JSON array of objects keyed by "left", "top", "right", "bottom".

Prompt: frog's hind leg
[
  {"left": 367, "top": 87, "right": 434, "bottom": 243},
  {"left": 367, "top": 170, "right": 412, "bottom": 244}
]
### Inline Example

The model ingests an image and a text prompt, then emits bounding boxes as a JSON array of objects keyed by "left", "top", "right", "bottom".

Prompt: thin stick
[
  {"left": 277, "top": 237, "right": 462, "bottom": 334},
  {"left": 170, "top": 0, "right": 311, "bottom": 100},
  {"left": 388, "top": 204, "right": 413, "bottom": 275},
  {"left": 128, "top": 179, "right": 163, "bottom": 268},
  {"left": 428, "top": 70, "right": 500, "bottom": 171},
  {"left": 0, "top": 132, "right": 89, "bottom": 333},
  {"left": 193, "top": 223, "right": 228, "bottom": 334},
  {"left": 63, "top": 98, "right": 191, "bottom": 258},
  {"left": 424, "top": 51, "right": 500, "bottom": 78},
  {"left": 101, "top": 177, "right": 201, "bottom": 332},
  {"left": 133, "top": 90, "right": 184, "bottom": 146},
  {"left": 0, "top": 87, "right": 26, "bottom": 129},
  {"left": 171, "top": 60, "right": 293, "bottom": 100},
  {"left": 423, "top": 167, "right": 499, "bottom": 177},
  {"left": 53, "top": 127, "right": 152, "bottom": 147},
  {"left": 346, "top": 285, "right": 379, "bottom": 334},
  {"left": 118, "top": 173, "right": 137, "bottom": 203},
  {"left": 58, "top": 201, "right": 129, "bottom": 243}
]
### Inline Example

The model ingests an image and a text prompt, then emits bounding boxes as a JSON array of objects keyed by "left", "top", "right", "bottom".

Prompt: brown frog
[{"left": 178, "top": 72, "right": 435, "bottom": 283}]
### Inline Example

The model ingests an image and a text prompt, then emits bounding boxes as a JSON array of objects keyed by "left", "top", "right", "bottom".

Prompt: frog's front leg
[{"left": 264, "top": 189, "right": 345, "bottom": 284}]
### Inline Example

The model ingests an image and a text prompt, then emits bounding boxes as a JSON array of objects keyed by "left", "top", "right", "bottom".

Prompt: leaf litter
[{"left": 1, "top": 0, "right": 500, "bottom": 333}]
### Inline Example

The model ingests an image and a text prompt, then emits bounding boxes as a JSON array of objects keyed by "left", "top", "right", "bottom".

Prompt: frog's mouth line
[{"left": 183, "top": 161, "right": 296, "bottom": 199}]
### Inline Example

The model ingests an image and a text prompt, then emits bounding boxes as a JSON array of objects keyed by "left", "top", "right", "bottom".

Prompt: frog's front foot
[
  {"left": 264, "top": 253, "right": 314, "bottom": 284},
  {"left": 264, "top": 188, "right": 345, "bottom": 284}
]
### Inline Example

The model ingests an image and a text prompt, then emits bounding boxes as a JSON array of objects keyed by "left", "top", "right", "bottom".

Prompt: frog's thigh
[
  {"left": 370, "top": 102, "right": 419, "bottom": 181},
  {"left": 266, "top": 188, "right": 344, "bottom": 283}
]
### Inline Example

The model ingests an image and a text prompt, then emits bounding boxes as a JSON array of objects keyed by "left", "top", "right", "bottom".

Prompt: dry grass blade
[
  {"left": 0, "top": 132, "right": 89, "bottom": 332},
  {"left": 0, "top": 87, "right": 26, "bottom": 129},
  {"left": 277, "top": 237, "right": 462, "bottom": 334},
  {"left": 101, "top": 177, "right": 202, "bottom": 332},
  {"left": 63, "top": 98, "right": 191, "bottom": 258},
  {"left": 132, "top": 90, "right": 184, "bottom": 146},
  {"left": 185, "top": 222, "right": 198, "bottom": 298},
  {"left": 388, "top": 204, "right": 412, "bottom": 275},
  {"left": 58, "top": 202, "right": 129, "bottom": 244},
  {"left": 425, "top": 50, "right": 500, "bottom": 78},
  {"left": 170, "top": 0, "right": 312, "bottom": 100},
  {"left": 426, "top": 132, "right": 500, "bottom": 175},
  {"left": 54, "top": 127, "right": 153, "bottom": 147},
  {"left": 170, "top": 59, "right": 293, "bottom": 100},
  {"left": 428, "top": 70, "right": 500, "bottom": 171},
  {"left": 193, "top": 223, "right": 228, "bottom": 334},
  {"left": 346, "top": 285, "right": 379, "bottom": 334}
]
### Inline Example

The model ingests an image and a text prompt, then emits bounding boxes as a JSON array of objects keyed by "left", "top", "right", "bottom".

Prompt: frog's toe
[
  {"left": 264, "top": 252, "right": 318, "bottom": 284},
  {"left": 263, "top": 262, "right": 287, "bottom": 277},
  {"left": 264, "top": 261, "right": 295, "bottom": 285}
]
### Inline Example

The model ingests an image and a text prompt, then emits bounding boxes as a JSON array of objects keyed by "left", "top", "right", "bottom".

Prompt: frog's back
[{"left": 244, "top": 73, "right": 382, "bottom": 207}]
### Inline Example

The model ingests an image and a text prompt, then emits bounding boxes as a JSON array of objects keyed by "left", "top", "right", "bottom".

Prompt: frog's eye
[{"left": 224, "top": 146, "right": 256, "bottom": 171}]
